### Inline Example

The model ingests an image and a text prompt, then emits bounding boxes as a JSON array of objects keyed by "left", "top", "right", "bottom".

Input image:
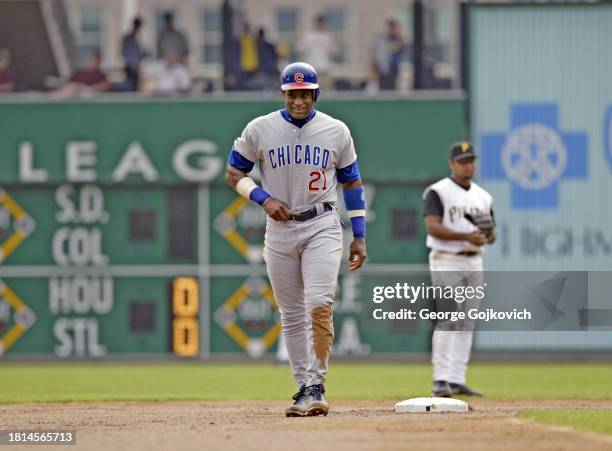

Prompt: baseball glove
[{"left": 464, "top": 212, "right": 495, "bottom": 240}]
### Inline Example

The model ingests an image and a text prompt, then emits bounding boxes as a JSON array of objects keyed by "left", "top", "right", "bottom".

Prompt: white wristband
[
  {"left": 348, "top": 210, "right": 366, "bottom": 218},
  {"left": 235, "top": 177, "right": 258, "bottom": 199}
]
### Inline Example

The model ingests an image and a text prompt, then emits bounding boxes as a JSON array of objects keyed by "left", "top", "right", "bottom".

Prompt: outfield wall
[
  {"left": 0, "top": 97, "right": 462, "bottom": 359},
  {"left": 2, "top": 86, "right": 610, "bottom": 360}
]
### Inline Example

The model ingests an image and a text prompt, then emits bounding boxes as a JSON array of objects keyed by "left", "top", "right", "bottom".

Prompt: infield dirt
[{"left": 2, "top": 400, "right": 612, "bottom": 451}]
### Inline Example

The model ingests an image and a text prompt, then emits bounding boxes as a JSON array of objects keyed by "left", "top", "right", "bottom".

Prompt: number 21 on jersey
[{"left": 308, "top": 171, "right": 327, "bottom": 191}]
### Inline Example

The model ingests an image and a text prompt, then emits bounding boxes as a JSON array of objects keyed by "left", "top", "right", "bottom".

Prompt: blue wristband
[
  {"left": 350, "top": 216, "right": 366, "bottom": 238},
  {"left": 343, "top": 186, "right": 366, "bottom": 238},
  {"left": 249, "top": 187, "right": 271, "bottom": 206}
]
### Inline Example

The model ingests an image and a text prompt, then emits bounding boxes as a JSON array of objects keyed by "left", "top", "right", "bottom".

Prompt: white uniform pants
[
  {"left": 429, "top": 250, "right": 483, "bottom": 385},
  {"left": 263, "top": 212, "right": 342, "bottom": 388}
]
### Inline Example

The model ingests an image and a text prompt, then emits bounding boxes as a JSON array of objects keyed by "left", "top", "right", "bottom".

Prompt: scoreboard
[
  {"left": 0, "top": 99, "right": 464, "bottom": 359},
  {"left": 0, "top": 184, "right": 204, "bottom": 357}
]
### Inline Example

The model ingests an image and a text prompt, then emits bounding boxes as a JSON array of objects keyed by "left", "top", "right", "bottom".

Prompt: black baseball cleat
[
  {"left": 285, "top": 385, "right": 309, "bottom": 417},
  {"left": 449, "top": 383, "right": 484, "bottom": 397},
  {"left": 432, "top": 380, "right": 453, "bottom": 397},
  {"left": 305, "top": 384, "right": 329, "bottom": 416}
]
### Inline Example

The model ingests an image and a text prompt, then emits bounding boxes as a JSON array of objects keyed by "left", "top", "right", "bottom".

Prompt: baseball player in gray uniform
[
  {"left": 422, "top": 142, "right": 496, "bottom": 398},
  {"left": 225, "top": 62, "right": 367, "bottom": 417}
]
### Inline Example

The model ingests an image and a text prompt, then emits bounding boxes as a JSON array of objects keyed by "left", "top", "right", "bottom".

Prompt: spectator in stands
[
  {"left": 121, "top": 16, "right": 147, "bottom": 91},
  {"left": 297, "top": 14, "right": 336, "bottom": 91},
  {"left": 69, "top": 49, "right": 109, "bottom": 90},
  {"left": 52, "top": 49, "right": 109, "bottom": 97},
  {"left": 0, "top": 48, "right": 16, "bottom": 92},
  {"left": 255, "top": 28, "right": 278, "bottom": 90},
  {"left": 238, "top": 22, "right": 259, "bottom": 90},
  {"left": 157, "top": 12, "right": 189, "bottom": 64},
  {"left": 144, "top": 51, "right": 191, "bottom": 95},
  {"left": 371, "top": 19, "right": 406, "bottom": 90}
]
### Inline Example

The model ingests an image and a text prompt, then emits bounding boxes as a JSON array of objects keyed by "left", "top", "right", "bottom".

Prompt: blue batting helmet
[{"left": 280, "top": 62, "right": 320, "bottom": 100}]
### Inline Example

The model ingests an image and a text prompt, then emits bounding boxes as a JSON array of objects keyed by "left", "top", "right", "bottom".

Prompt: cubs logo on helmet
[{"left": 281, "top": 62, "right": 319, "bottom": 91}]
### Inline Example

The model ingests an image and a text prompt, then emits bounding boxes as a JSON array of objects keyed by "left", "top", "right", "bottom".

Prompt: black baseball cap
[{"left": 449, "top": 141, "right": 476, "bottom": 160}]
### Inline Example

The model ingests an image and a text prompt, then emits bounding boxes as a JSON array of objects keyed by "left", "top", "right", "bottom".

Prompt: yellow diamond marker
[
  {"left": 215, "top": 277, "right": 281, "bottom": 357},
  {"left": 225, "top": 196, "right": 249, "bottom": 217},
  {"left": 0, "top": 188, "right": 36, "bottom": 263},
  {"left": 224, "top": 229, "right": 250, "bottom": 256},
  {"left": 214, "top": 196, "right": 263, "bottom": 263},
  {"left": 0, "top": 280, "right": 36, "bottom": 356}
]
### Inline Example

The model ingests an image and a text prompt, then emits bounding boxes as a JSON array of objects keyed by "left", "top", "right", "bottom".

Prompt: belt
[
  {"left": 439, "top": 250, "right": 480, "bottom": 257},
  {"left": 290, "top": 203, "right": 332, "bottom": 222}
]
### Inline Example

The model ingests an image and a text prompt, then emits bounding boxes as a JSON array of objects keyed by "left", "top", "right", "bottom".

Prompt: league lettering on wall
[
  {"left": 0, "top": 99, "right": 463, "bottom": 359},
  {"left": 469, "top": 3, "right": 612, "bottom": 350}
]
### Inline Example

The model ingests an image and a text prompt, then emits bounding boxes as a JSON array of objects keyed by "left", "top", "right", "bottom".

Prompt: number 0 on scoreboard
[{"left": 171, "top": 277, "right": 200, "bottom": 357}]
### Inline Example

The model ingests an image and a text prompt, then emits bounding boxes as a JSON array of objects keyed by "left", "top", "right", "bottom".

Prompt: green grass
[
  {"left": 517, "top": 410, "right": 612, "bottom": 435},
  {"left": 0, "top": 362, "right": 610, "bottom": 404}
]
